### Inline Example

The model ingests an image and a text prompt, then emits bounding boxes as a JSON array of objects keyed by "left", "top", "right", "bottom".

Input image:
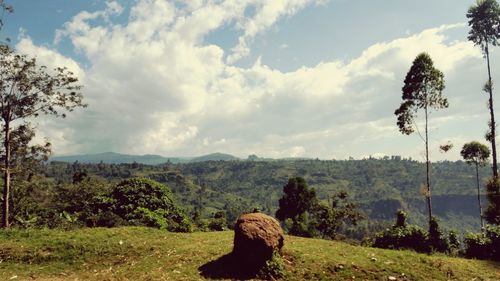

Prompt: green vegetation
[
  {"left": 461, "top": 141, "right": 491, "bottom": 227},
  {"left": 0, "top": 44, "right": 85, "bottom": 228},
  {"left": 373, "top": 211, "right": 451, "bottom": 254},
  {"left": 467, "top": 0, "right": 500, "bottom": 178},
  {"left": 464, "top": 224, "right": 500, "bottom": 261},
  {"left": 275, "top": 177, "right": 363, "bottom": 239},
  {"left": 38, "top": 158, "right": 492, "bottom": 235},
  {"left": 395, "top": 52, "right": 448, "bottom": 225},
  {"left": 0, "top": 227, "right": 498, "bottom": 280}
]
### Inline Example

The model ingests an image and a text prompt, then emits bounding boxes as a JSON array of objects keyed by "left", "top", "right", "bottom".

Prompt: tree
[
  {"left": 310, "top": 191, "right": 363, "bottom": 239},
  {"left": 467, "top": 0, "right": 500, "bottom": 178},
  {"left": 109, "top": 178, "right": 192, "bottom": 232},
  {"left": 394, "top": 52, "right": 448, "bottom": 225},
  {"left": 461, "top": 141, "right": 491, "bottom": 227},
  {"left": 0, "top": 45, "right": 85, "bottom": 228},
  {"left": 275, "top": 177, "right": 316, "bottom": 236}
]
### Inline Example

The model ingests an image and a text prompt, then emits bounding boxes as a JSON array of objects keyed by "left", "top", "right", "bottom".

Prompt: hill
[
  {"left": 49, "top": 152, "right": 240, "bottom": 165},
  {"left": 0, "top": 227, "right": 498, "bottom": 280},
  {"left": 189, "top": 152, "right": 240, "bottom": 162},
  {"left": 50, "top": 152, "right": 177, "bottom": 165},
  {"left": 44, "top": 158, "right": 491, "bottom": 235}
]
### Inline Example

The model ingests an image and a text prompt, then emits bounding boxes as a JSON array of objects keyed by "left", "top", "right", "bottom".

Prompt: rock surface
[{"left": 232, "top": 212, "right": 284, "bottom": 266}]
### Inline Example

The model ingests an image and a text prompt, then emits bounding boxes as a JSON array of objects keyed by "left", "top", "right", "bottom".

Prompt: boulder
[{"left": 232, "top": 212, "right": 284, "bottom": 266}]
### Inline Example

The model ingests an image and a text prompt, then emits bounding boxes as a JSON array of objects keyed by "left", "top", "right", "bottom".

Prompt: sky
[{"left": 1, "top": 0, "right": 496, "bottom": 161}]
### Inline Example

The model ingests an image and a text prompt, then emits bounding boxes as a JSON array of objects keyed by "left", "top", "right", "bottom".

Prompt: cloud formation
[{"left": 16, "top": 0, "right": 493, "bottom": 161}]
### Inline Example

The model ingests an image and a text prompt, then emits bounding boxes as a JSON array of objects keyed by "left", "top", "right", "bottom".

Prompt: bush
[
  {"left": 448, "top": 230, "right": 461, "bottom": 256},
  {"left": 108, "top": 178, "right": 192, "bottom": 232},
  {"left": 373, "top": 224, "right": 429, "bottom": 253},
  {"left": 464, "top": 232, "right": 491, "bottom": 260},
  {"left": 257, "top": 252, "right": 285, "bottom": 280},
  {"left": 428, "top": 216, "right": 449, "bottom": 253},
  {"left": 465, "top": 225, "right": 500, "bottom": 261},
  {"left": 373, "top": 211, "right": 454, "bottom": 254}
]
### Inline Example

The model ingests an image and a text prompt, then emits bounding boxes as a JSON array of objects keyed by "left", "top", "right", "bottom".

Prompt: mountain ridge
[{"left": 50, "top": 151, "right": 241, "bottom": 164}]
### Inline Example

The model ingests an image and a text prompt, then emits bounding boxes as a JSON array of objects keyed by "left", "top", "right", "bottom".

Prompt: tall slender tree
[
  {"left": 467, "top": 0, "right": 500, "bottom": 178},
  {"left": 395, "top": 53, "right": 448, "bottom": 224},
  {"left": 461, "top": 141, "right": 491, "bottom": 228},
  {"left": 0, "top": 45, "right": 85, "bottom": 228}
]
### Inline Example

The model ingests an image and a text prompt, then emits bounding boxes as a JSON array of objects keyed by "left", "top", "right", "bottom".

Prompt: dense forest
[{"left": 40, "top": 157, "right": 490, "bottom": 236}]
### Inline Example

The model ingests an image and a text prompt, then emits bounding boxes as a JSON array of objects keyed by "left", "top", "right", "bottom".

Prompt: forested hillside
[{"left": 45, "top": 157, "right": 489, "bottom": 236}]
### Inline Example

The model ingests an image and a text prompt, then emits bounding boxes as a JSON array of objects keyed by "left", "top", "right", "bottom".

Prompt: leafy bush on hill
[{"left": 464, "top": 224, "right": 500, "bottom": 261}]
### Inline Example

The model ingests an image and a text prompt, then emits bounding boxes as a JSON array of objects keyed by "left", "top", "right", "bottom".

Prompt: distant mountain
[
  {"left": 50, "top": 152, "right": 240, "bottom": 164},
  {"left": 50, "top": 152, "right": 182, "bottom": 165},
  {"left": 189, "top": 152, "right": 240, "bottom": 162}
]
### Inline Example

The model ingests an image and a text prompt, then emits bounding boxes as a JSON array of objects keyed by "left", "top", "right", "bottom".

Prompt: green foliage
[
  {"left": 108, "top": 178, "right": 192, "bottom": 232},
  {"left": 131, "top": 207, "right": 168, "bottom": 229},
  {"left": 53, "top": 177, "right": 112, "bottom": 227},
  {"left": 208, "top": 211, "right": 227, "bottom": 231},
  {"left": 395, "top": 53, "right": 447, "bottom": 135},
  {"left": 448, "top": 230, "right": 461, "bottom": 255},
  {"left": 467, "top": 0, "right": 500, "bottom": 50},
  {"left": 374, "top": 212, "right": 453, "bottom": 254},
  {"left": 309, "top": 191, "right": 364, "bottom": 239},
  {"left": 464, "top": 224, "right": 500, "bottom": 260},
  {"left": 0, "top": 43, "right": 85, "bottom": 228},
  {"left": 484, "top": 177, "right": 500, "bottom": 224},
  {"left": 373, "top": 224, "right": 429, "bottom": 253},
  {"left": 428, "top": 216, "right": 449, "bottom": 253},
  {"left": 395, "top": 210, "right": 407, "bottom": 228},
  {"left": 40, "top": 158, "right": 494, "bottom": 237},
  {"left": 257, "top": 252, "right": 285, "bottom": 280},
  {"left": 461, "top": 141, "right": 491, "bottom": 166},
  {"left": 394, "top": 52, "right": 447, "bottom": 226},
  {"left": 276, "top": 177, "right": 317, "bottom": 223}
]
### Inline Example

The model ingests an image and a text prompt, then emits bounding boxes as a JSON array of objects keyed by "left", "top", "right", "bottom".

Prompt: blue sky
[{"left": 2, "top": 0, "right": 496, "bottom": 161}]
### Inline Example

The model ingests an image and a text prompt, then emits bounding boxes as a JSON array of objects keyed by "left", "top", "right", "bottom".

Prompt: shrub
[
  {"left": 257, "top": 252, "right": 285, "bottom": 280},
  {"left": 428, "top": 216, "right": 449, "bottom": 253},
  {"left": 132, "top": 207, "right": 168, "bottom": 229},
  {"left": 108, "top": 178, "right": 192, "bottom": 232},
  {"left": 208, "top": 211, "right": 227, "bottom": 231},
  {"left": 464, "top": 232, "right": 491, "bottom": 260},
  {"left": 373, "top": 224, "right": 429, "bottom": 253},
  {"left": 448, "top": 230, "right": 460, "bottom": 256},
  {"left": 464, "top": 224, "right": 500, "bottom": 261}
]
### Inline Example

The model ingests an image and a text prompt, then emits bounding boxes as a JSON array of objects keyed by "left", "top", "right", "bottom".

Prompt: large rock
[{"left": 233, "top": 212, "right": 284, "bottom": 266}]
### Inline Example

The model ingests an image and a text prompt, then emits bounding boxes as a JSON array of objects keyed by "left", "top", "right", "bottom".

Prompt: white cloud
[
  {"left": 227, "top": 0, "right": 328, "bottom": 64},
  {"left": 15, "top": 0, "right": 492, "bottom": 160}
]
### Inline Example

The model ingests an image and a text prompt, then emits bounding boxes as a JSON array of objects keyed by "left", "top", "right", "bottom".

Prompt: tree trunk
[
  {"left": 486, "top": 44, "right": 498, "bottom": 178},
  {"left": 2, "top": 118, "right": 10, "bottom": 228},
  {"left": 475, "top": 163, "right": 484, "bottom": 228},
  {"left": 425, "top": 104, "right": 433, "bottom": 224}
]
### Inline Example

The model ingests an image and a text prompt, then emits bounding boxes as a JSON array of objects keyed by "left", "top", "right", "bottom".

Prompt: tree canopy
[
  {"left": 467, "top": 0, "right": 500, "bottom": 50},
  {"left": 0, "top": 44, "right": 85, "bottom": 228}
]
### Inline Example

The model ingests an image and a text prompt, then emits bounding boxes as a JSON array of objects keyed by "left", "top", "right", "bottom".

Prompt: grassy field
[{"left": 0, "top": 227, "right": 498, "bottom": 280}]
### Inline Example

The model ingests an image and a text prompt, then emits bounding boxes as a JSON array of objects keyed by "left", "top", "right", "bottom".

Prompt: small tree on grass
[
  {"left": 461, "top": 141, "right": 491, "bottom": 227},
  {"left": 276, "top": 177, "right": 317, "bottom": 236},
  {"left": 394, "top": 52, "right": 448, "bottom": 225}
]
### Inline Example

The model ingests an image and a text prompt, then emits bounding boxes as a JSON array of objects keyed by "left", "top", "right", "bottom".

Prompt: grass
[{"left": 0, "top": 227, "right": 498, "bottom": 280}]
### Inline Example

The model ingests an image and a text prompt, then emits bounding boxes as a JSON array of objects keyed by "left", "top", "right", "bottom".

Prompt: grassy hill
[{"left": 0, "top": 227, "right": 498, "bottom": 280}]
